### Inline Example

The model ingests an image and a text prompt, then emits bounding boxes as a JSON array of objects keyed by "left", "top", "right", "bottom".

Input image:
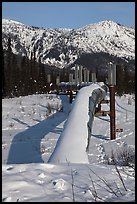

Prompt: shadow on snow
[{"left": 7, "top": 95, "right": 71, "bottom": 164}]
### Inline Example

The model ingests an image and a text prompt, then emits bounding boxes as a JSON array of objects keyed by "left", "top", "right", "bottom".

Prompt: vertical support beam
[
  {"left": 87, "top": 69, "right": 89, "bottom": 85},
  {"left": 47, "top": 74, "right": 51, "bottom": 93},
  {"left": 56, "top": 76, "right": 60, "bottom": 94},
  {"left": 56, "top": 76, "right": 60, "bottom": 85},
  {"left": 84, "top": 69, "right": 87, "bottom": 85},
  {"left": 47, "top": 74, "right": 51, "bottom": 83},
  {"left": 69, "top": 73, "right": 73, "bottom": 85},
  {"left": 109, "top": 85, "right": 116, "bottom": 140},
  {"left": 75, "top": 65, "right": 78, "bottom": 86},
  {"left": 92, "top": 72, "right": 96, "bottom": 83},
  {"left": 79, "top": 65, "right": 83, "bottom": 86}
]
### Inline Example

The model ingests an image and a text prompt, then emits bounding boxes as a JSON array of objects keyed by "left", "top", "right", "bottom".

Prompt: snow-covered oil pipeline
[{"left": 48, "top": 82, "right": 107, "bottom": 164}]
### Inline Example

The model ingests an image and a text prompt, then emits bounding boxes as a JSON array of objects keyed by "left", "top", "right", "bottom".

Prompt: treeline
[
  {"left": 115, "top": 64, "right": 135, "bottom": 96},
  {"left": 2, "top": 38, "right": 69, "bottom": 98},
  {"left": 2, "top": 37, "right": 135, "bottom": 98},
  {"left": 76, "top": 52, "right": 135, "bottom": 96},
  {"left": 98, "top": 63, "right": 135, "bottom": 96}
]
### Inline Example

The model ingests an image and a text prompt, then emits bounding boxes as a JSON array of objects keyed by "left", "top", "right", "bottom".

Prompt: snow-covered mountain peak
[
  {"left": 2, "top": 18, "right": 135, "bottom": 69},
  {"left": 2, "top": 18, "right": 26, "bottom": 26}
]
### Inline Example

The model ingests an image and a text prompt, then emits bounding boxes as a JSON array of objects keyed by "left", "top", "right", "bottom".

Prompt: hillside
[{"left": 2, "top": 19, "right": 135, "bottom": 71}]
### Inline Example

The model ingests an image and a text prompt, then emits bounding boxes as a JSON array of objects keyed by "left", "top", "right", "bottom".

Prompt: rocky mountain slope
[{"left": 2, "top": 19, "right": 135, "bottom": 70}]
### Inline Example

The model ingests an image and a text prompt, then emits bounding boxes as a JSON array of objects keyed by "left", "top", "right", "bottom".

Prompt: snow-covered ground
[{"left": 2, "top": 84, "right": 135, "bottom": 202}]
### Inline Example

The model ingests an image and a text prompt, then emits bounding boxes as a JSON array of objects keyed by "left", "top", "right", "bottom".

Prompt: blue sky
[{"left": 2, "top": 2, "right": 135, "bottom": 29}]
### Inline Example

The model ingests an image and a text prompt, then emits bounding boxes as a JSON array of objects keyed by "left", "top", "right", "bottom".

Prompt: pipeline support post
[
  {"left": 109, "top": 85, "right": 116, "bottom": 140},
  {"left": 108, "top": 62, "right": 116, "bottom": 140}
]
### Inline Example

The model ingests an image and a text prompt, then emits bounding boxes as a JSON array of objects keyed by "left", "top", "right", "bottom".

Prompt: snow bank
[{"left": 48, "top": 82, "right": 105, "bottom": 163}]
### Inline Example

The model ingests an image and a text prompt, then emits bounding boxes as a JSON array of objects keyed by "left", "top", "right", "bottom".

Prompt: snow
[
  {"left": 2, "top": 84, "right": 135, "bottom": 202},
  {"left": 48, "top": 83, "right": 105, "bottom": 163},
  {"left": 2, "top": 19, "right": 135, "bottom": 68}
]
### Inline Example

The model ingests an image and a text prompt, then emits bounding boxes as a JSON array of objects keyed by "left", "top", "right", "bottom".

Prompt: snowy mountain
[{"left": 2, "top": 19, "right": 135, "bottom": 69}]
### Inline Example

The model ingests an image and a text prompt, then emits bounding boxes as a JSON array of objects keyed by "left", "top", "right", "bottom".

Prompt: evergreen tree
[
  {"left": 2, "top": 46, "right": 5, "bottom": 97},
  {"left": 11, "top": 54, "right": 20, "bottom": 96},
  {"left": 116, "top": 64, "right": 125, "bottom": 95},
  {"left": 6, "top": 36, "right": 13, "bottom": 97},
  {"left": 38, "top": 60, "right": 47, "bottom": 93}
]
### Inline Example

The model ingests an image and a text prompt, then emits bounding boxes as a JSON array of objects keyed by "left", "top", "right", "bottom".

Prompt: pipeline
[
  {"left": 86, "top": 84, "right": 108, "bottom": 152},
  {"left": 48, "top": 83, "right": 107, "bottom": 164}
]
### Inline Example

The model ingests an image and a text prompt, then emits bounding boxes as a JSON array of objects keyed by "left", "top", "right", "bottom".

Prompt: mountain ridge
[{"left": 2, "top": 18, "right": 135, "bottom": 70}]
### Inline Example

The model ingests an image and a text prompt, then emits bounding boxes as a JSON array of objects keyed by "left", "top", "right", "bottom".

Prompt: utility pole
[{"left": 108, "top": 63, "right": 116, "bottom": 140}]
